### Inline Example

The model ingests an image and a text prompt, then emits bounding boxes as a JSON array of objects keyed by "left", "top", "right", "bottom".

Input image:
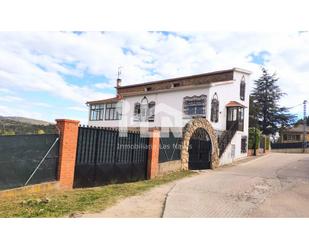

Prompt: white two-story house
[{"left": 87, "top": 68, "right": 251, "bottom": 167}]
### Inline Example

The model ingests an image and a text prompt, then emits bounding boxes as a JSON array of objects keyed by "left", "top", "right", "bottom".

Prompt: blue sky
[{"left": 0, "top": 32, "right": 308, "bottom": 124}]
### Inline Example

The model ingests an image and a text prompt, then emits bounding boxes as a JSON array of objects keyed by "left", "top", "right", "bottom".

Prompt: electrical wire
[{"left": 286, "top": 103, "right": 303, "bottom": 110}]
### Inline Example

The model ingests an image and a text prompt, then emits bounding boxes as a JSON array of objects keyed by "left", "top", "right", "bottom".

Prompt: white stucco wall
[
  {"left": 88, "top": 69, "right": 251, "bottom": 165},
  {"left": 217, "top": 71, "right": 250, "bottom": 165},
  {"left": 89, "top": 86, "right": 211, "bottom": 128}
]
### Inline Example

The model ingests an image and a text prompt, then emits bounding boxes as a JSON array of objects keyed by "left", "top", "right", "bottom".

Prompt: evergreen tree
[
  {"left": 250, "top": 68, "right": 296, "bottom": 135},
  {"left": 294, "top": 116, "right": 309, "bottom": 126}
]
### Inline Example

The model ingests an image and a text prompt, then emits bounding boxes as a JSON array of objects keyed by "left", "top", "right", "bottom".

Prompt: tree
[
  {"left": 294, "top": 116, "right": 309, "bottom": 126},
  {"left": 250, "top": 68, "right": 296, "bottom": 135}
]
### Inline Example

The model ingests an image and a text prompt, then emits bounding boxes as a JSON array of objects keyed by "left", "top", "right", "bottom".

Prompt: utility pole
[
  {"left": 253, "top": 112, "right": 257, "bottom": 156},
  {"left": 303, "top": 100, "right": 307, "bottom": 153}
]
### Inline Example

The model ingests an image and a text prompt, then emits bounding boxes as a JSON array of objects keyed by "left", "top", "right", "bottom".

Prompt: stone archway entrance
[
  {"left": 181, "top": 118, "right": 219, "bottom": 170},
  {"left": 188, "top": 128, "right": 212, "bottom": 170}
]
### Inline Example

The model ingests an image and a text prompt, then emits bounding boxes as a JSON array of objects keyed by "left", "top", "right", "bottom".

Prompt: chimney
[
  {"left": 116, "top": 66, "right": 122, "bottom": 99},
  {"left": 116, "top": 78, "right": 122, "bottom": 88}
]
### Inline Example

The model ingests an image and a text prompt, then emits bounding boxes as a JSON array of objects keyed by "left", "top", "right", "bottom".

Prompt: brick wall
[
  {"left": 56, "top": 119, "right": 79, "bottom": 189},
  {"left": 147, "top": 129, "right": 160, "bottom": 179}
]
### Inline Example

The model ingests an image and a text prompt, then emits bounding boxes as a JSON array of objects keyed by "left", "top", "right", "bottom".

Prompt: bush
[{"left": 248, "top": 127, "right": 261, "bottom": 149}]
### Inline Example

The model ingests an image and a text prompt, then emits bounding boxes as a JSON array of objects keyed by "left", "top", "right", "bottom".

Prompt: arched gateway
[{"left": 181, "top": 118, "right": 220, "bottom": 170}]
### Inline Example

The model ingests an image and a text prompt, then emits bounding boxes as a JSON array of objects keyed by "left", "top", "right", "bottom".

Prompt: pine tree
[
  {"left": 250, "top": 68, "right": 296, "bottom": 135},
  {"left": 294, "top": 116, "right": 309, "bottom": 126}
]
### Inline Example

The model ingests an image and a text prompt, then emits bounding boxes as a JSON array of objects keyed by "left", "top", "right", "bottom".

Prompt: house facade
[
  {"left": 280, "top": 124, "right": 309, "bottom": 143},
  {"left": 87, "top": 68, "right": 251, "bottom": 166}
]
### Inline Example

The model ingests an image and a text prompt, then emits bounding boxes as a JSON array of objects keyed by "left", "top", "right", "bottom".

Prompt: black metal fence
[
  {"left": 74, "top": 126, "right": 149, "bottom": 188},
  {"left": 0, "top": 134, "right": 59, "bottom": 191},
  {"left": 271, "top": 142, "right": 308, "bottom": 149},
  {"left": 159, "top": 130, "right": 182, "bottom": 163}
]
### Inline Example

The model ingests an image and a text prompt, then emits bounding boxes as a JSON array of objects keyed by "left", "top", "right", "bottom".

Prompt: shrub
[{"left": 248, "top": 127, "right": 261, "bottom": 149}]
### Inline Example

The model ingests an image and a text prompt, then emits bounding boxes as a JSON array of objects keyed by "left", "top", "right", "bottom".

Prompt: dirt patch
[{"left": 82, "top": 182, "right": 176, "bottom": 218}]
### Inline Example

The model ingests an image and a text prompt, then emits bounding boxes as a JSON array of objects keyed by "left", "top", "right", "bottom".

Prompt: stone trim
[{"left": 181, "top": 118, "right": 220, "bottom": 170}]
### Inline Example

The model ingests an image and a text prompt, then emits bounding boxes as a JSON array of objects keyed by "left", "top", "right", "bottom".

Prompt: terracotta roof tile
[{"left": 226, "top": 101, "right": 247, "bottom": 108}]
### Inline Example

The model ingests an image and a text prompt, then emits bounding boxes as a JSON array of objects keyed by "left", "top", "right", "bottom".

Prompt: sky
[{"left": 0, "top": 31, "right": 308, "bottom": 124}]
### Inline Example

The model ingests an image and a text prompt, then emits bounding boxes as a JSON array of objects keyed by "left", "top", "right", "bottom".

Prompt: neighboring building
[
  {"left": 87, "top": 68, "right": 251, "bottom": 166},
  {"left": 281, "top": 124, "right": 309, "bottom": 143}
]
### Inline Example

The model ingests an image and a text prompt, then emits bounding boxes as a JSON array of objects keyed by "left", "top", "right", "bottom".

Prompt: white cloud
[
  {"left": 67, "top": 106, "right": 88, "bottom": 112},
  {"left": 94, "top": 82, "right": 115, "bottom": 89},
  {"left": 0, "top": 95, "right": 23, "bottom": 102},
  {"left": 0, "top": 104, "right": 43, "bottom": 119},
  {"left": 0, "top": 31, "right": 308, "bottom": 120}
]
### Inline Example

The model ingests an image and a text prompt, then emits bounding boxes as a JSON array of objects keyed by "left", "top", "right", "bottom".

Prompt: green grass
[{"left": 0, "top": 170, "right": 195, "bottom": 218}]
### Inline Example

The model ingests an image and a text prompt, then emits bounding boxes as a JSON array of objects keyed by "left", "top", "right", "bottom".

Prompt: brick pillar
[
  {"left": 56, "top": 119, "right": 80, "bottom": 189},
  {"left": 147, "top": 129, "right": 160, "bottom": 179}
]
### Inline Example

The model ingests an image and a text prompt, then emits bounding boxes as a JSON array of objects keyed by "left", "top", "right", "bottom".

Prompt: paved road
[{"left": 163, "top": 153, "right": 309, "bottom": 217}]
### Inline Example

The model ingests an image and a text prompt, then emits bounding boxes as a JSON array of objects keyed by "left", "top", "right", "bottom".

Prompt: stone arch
[{"left": 181, "top": 118, "right": 220, "bottom": 170}]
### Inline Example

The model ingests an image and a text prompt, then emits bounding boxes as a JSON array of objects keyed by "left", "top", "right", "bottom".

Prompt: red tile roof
[{"left": 226, "top": 101, "right": 247, "bottom": 108}]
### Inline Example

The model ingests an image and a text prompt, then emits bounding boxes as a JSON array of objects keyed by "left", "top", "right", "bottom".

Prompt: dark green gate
[
  {"left": 0, "top": 134, "right": 59, "bottom": 190},
  {"left": 189, "top": 128, "right": 212, "bottom": 170},
  {"left": 74, "top": 126, "right": 149, "bottom": 188}
]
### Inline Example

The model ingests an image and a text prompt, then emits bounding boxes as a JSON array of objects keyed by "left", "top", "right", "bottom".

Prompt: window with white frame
[
  {"left": 89, "top": 104, "right": 104, "bottom": 121},
  {"left": 105, "top": 103, "right": 122, "bottom": 120}
]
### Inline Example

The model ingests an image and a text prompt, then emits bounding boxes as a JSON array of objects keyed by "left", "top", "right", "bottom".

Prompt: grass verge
[{"left": 0, "top": 170, "right": 195, "bottom": 218}]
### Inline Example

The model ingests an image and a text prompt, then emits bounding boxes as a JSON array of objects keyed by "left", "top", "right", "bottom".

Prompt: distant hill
[
  {"left": 0, "top": 116, "right": 57, "bottom": 135},
  {"left": 0, "top": 116, "right": 53, "bottom": 126}
]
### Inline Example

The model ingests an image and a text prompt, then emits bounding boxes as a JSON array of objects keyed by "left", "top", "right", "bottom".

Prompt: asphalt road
[{"left": 163, "top": 153, "right": 309, "bottom": 217}]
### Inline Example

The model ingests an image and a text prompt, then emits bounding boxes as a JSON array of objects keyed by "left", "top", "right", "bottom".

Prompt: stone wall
[{"left": 181, "top": 118, "right": 220, "bottom": 170}]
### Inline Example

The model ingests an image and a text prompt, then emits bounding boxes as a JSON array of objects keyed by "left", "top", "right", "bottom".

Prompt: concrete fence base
[
  {"left": 0, "top": 181, "right": 59, "bottom": 198},
  {"left": 158, "top": 160, "right": 182, "bottom": 176},
  {"left": 271, "top": 148, "right": 309, "bottom": 154}
]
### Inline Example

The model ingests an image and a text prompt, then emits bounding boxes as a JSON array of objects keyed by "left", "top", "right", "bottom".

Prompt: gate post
[
  {"left": 56, "top": 119, "right": 80, "bottom": 189},
  {"left": 147, "top": 128, "right": 160, "bottom": 179}
]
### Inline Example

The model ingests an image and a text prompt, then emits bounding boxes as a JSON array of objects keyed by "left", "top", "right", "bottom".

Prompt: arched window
[
  {"left": 211, "top": 93, "right": 219, "bottom": 123},
  {"left": 133, "top": 102, "right": 141, "bottom": 121},
  {"left": 134, "top": 97, "right": 155, "bottom": 122},
  {"left": 240, "top": 76, "right": 246, "bottom": 100},
  {"left": 140, "top": 96, "right": 149, "bottom": 122},
  {"left": 148, "top": 101, "right": 156, "bottom": 122}
]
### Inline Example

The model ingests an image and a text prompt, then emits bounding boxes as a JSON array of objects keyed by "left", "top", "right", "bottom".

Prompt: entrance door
[{"left": 189, "top": 128, "right": 212, "bottom": 170}]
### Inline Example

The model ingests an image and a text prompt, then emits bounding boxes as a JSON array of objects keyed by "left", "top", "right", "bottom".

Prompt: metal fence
[
  {"left": 159, "top": 130, "right": 182, "bottom": 163},
  {"left": 0, "top": 134, "right": 59, "bottom": 191},
  {"left": 74, "top": 126, "right": 149, "bottom": 188},
  {"left": 271, "top": 142, "right": 308, "bottom": 149}
]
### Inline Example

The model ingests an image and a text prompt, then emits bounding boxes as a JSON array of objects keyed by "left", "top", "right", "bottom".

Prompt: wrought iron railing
[{"left": 218, "top": 122, "right": 238, "bottom": 158}]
